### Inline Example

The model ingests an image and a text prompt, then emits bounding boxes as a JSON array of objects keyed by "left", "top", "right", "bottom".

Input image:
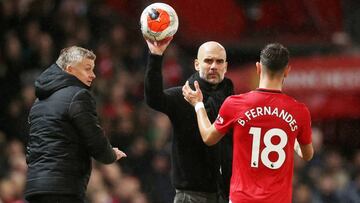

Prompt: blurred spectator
[
  {"left": 352, "top": 150, "right": 360, "bottom": 175},
  {"left": 2, "top": 31, "right": 24, "bottom": 98},
  {"left": 0, "top": 139, "right": 27, "bottom": 203},
  {"left": 339, "top": 173, "right": 360, "bottom": 203},
  {"left": 149, "top": 113, "right": 172, "bottom": 151},
  {"left": 161, "top": 44, "right": 184, "bottom": 88},
  {"left": 88, "top": 189, "right": 113, "bottom": 203},
  {"left": 0, "top": 132, "right": 8, "bottom": 176},
  {"left": 315, "top": 172, "right": 342, "bottom": 203},
  {"left": 293, "top": 183, "right": 314, "bottom": 203},
  {"left": 146, "top": 151, "right": 174, "bottom": 203},
  {"left": 0, "top": 177, "right": 23, "bottom": 203},
  {"left": 323, "top": 150, "right": 350, "bottom": 191},
  {"left": 112, "top": 175, "right": 142, "bottom": 203},
  {"left": 309, "top": 127, "right": 325, "bottom": 167},
  {"left": 123, "top": 136, "right": 153, "bottom": 183},
  {"left": 131, "top": 192, "right": 149, "bottom": 203},
  {"left": 2, "top": 97, "right": 29, "bottom": 142}
]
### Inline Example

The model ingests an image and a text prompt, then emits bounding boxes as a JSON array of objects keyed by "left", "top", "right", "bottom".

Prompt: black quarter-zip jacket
[{"left": 145, "top": 54, "right": 233, "bottom": 194}]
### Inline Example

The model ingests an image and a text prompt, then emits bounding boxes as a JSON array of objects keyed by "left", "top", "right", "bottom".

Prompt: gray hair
[{"left": 56, "top": 46, "right": 96, "bottom": 70}]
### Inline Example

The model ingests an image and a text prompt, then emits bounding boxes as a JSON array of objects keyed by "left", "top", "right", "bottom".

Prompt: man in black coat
[
  {"left": 144, "top": 38, "right": 234, "bottom": 203},
  {"left": 25, "top": 46, "right": 127, "bottom": 203}
]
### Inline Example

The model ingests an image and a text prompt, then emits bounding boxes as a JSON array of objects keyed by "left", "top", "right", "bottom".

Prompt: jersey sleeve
[
  {"left": 214, "top": 96, "right": 236, "bottom": 135},
  {"left": 297, "top": 104, "right": 312, "bottom": 145}
]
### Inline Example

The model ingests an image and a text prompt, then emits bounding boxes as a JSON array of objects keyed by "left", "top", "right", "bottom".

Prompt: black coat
[
  {"left": 145, "top": 54, "right": 233, "bottom": 195},
  {"left": 25, "top": 64, "right": 116, "bottom": 198}
]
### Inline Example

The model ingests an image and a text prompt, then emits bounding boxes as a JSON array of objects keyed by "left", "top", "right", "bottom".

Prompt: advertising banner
[{"left": 227, "top": 55, "right": 360, "bottom": 120}]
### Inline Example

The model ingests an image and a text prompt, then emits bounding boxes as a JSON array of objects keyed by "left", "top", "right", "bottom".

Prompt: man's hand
[
  {"left": 145, "top": 36, "right": 173, "bottom": 55},
  {"left": 182, "top": 80, "right": 203, "bottom": 106},
  {"left": 113, "top": 148, "right": 127, "bottom": 161},
  {"left": 183, "top": 80, "right": 224, "bottom": 146}
]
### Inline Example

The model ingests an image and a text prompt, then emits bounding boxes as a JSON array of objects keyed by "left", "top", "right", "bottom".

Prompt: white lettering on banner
[
  {"left": 238, "top": 106, "right": 298, "bottom": 131},
  {"left": 286, "top": 69, "right": 360, "bottom": 90}
]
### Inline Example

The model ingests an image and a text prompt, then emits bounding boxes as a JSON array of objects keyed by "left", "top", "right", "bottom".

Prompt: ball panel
[
  {"left": 147, "top": 9, "right": 170, "bottom": 32},
  {"left": 140, "top": 2, "right": 179, "bottom": 41}
]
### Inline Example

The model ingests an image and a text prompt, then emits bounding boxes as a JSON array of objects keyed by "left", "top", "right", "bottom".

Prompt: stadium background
[{"left": 0, "top": 0, "right": 359, "bottom": 202}]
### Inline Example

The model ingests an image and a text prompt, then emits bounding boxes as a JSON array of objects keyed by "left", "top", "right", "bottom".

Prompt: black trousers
[
  {"left": 174, "top": 190, "right": 218, "bottom": 203},
  {"left": 26, "top": 194, "right": 85, "bottom": 203}
]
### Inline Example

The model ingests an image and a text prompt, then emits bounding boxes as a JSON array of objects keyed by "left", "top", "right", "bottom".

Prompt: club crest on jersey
[{"left": 216, "top": 115, "right": 224, "bottom": 124}]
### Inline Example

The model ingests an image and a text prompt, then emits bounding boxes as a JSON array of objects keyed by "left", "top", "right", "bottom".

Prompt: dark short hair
[{"left": 260, "top": 43, "right": 289, "bottom": 73}]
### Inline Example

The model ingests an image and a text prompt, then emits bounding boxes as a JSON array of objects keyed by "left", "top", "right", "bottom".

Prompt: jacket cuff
[{"left": 149, "top": 52, "right": 163, "bottom": 59}]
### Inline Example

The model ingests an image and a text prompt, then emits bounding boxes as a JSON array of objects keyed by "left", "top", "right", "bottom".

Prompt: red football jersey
[{"left": 214, "top": 88, "right": 312, "bottom": 203}]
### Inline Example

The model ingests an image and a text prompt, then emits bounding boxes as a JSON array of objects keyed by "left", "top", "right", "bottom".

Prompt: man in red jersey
[{"left": 182, "top": 43, "right": 314, "bottom": 203}]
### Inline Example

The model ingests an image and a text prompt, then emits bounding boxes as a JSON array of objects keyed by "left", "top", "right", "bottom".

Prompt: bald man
[
  {"left": 183, "top": 43, "right": 314, "bottom": 203},
  {"left": 144, "top": 38, "right": 234, "bottom": 203}
]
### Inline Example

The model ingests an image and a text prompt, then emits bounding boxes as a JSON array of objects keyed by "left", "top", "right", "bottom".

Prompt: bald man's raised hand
[
  {"left": 182, "top": 81, "right": 203, "bottom": 106},
  {"left": 145, "top": 36, "right": 173, "bottom": 56}
]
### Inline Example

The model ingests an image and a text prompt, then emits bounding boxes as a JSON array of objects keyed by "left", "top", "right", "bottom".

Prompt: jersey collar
[{"left": 255, "top": 88, "right": 283, "bottom": 94}]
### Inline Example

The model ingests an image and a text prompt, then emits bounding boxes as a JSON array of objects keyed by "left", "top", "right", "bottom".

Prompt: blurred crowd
[{"left": 0, "top": 0, "right": 359, "bottom": 203}]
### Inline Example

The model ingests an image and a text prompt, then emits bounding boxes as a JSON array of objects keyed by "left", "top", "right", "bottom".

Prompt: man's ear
[
  {"left": 256, "top": 62, "right": 261, "bottom": 75},
  {"left": 194, "top": 59, "right": 200, "bottom": 71},
  {"left": 64, "top": 65, "right": 72, "bottom": 73},
  {"left": 284, "top": 65, "right": 291, "bottom": 77}
]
